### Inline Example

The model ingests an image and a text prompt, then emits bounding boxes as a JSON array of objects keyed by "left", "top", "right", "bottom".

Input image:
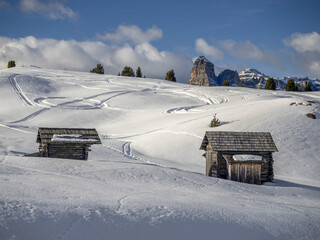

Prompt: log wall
[{"left": 40, "top": 143, "right": 90, "bottom": 160}]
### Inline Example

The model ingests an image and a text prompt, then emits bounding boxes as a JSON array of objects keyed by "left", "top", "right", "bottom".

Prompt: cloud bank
[
  {"left": 284, "top": 32, "right": 320, "bottom": 76},
  {"left": 220, "top": 39, "right": 264, "bottom": 60},
  {"left": 0, "top": 27, "right": 193, "bottom": 82},
  {"left": 20, "top": 0, "right": 77, "bottom": 20}
]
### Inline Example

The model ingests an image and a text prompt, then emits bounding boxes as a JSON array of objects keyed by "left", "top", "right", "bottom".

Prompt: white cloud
[
  {"left": 98, "top": 25, "right": 163, "bottom": 44},
  {"left": 284, "top": 32, "right": 320, "bottom": 53},
  {"left": 220, "top": 39, "right": 264, "bottom": 60},
  {"left": 195, "top": 38, "right": 223, "bottom": 60},
  {"left": 0, "top": 35, "right": 193, "bottom": 82},
  {"left": 20, "top": 0, "right": 77, "bottom": 20},
  {"left": 284, "top": 32, "right": 320, "bottom": 77}
]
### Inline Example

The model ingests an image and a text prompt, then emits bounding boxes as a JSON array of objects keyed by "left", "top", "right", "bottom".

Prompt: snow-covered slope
[{"left": 1, "top": 67, "right": 320, "bottom": 240}]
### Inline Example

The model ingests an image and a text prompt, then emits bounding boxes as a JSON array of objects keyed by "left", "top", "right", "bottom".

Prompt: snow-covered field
[{"left": 0, "top": 67, "right": 319, "bottom": 240}]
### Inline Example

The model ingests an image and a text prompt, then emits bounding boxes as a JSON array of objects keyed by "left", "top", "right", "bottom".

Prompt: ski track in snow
[
  {"left": 10, "top": 108, "right": 51, "bottom": 124},
  {"left": 9, "top": 74, "right": 34, "bottom": 106},
  {"left": 0, "top": 123, "right": 34, "bottom": 134},
  {"left": 241, "top": 95, "right": 249, "bottom": 100},
  {"left": 57, "top": 217, "right": 83, "bottom": 240},
  {"left": 10, "top": 89, "right": 138, "bottom": 123}
]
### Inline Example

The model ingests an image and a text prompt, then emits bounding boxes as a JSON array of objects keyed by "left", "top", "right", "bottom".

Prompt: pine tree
[
  {"left": 165, "top": 69, "right": 176, "bottom": 82},
  {"left": 238, "top": 81, "right": 243, "bottom": 87},
  {"left": 265, "top": 77, "right": 276, "bottom": 90},
  {"left": 286, "top": 79, "right": 296, "bottom": 91},
  {"left": 222, "top": 80, "right": 229, "bottom": 86},
  {"left": 8, "top": 60, "right": 16, "bottom": 68},
  {"left": 305, "top": 82, "right": 312, "bottom": 91},
  {"left": 90, "top": 64, "right": 104, "bottom": 74},
  {"left": 121, "top": 66, "right": 135, "bottom": 77},
  {"left": 136, "top": 67, "right": 142, "bottom": 78},
  {"left": 210, "top": 114, "right": 220, "bottom": 127}
]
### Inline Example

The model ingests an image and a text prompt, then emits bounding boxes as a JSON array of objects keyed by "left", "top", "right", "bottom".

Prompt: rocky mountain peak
[
  {"left": 188, "top": 56, "right": 218, "bottom": 86},
  {"left": 217, "top": 69, "right": 240, "bottom": 85}
]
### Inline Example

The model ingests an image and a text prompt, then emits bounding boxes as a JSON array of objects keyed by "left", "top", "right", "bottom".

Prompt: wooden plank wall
[
  {"left": 228, "top": 163, "right": 261, "bottom": 185},
  {"left": 206, "top": 150, "right": 274, "bottom": 183}
]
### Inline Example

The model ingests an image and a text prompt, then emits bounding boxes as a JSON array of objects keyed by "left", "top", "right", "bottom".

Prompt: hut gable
[
  {"left": 200, "top": 131, "right": 278, "bottom": 185},
  {"left": 37, "top": 128, "right": 101, "bottom": 160}
]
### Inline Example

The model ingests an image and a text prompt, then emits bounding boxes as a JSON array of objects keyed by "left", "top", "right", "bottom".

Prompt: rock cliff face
[
  {"left": 188, "top": 56, "right": 217, "bottom": 86},
  {"left": 217, "top": 69, "right": 240, "bottom": 85}
]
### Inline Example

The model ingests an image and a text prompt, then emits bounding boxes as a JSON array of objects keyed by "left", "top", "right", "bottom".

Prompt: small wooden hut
[
  {"left": 36, "top": 128, "right": 101, "bottom": 160},
  {"left": 200, "top": 131, "right": 278, "bottom": 184}
]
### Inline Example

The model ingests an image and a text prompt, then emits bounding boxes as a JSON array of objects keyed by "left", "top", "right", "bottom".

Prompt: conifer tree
[
  {"left": 238, "top": 81, "right": 243, "bottom": 87},
  {"left": 305, "top": 82, "right": 312, "bottom": 91},
  {"left": 90, "top": 64, "right": 104, "bottom": 74},
  {"left": 136, "top": 67, "right": 142, "bottom": 78},
  {"left": 8, "top": 60, "right": 16, "bottom": 68},
  {"left": 265, "top": 77, "right": 276, "bottom": 90},
  {"left": 210, "top": 114, "right": 220, "bottom": 127},
  {"left": 121, "top": 66, "right": 135, "bottom": 77},
  {"left": 222, "top": 80, "right": 229, "bottom": 86},
  {"left": 286, "top": 79, "right": 296, "bottom": 91},
  {"left": 165, "top": 69, "right": 176, "bottom": 82}
]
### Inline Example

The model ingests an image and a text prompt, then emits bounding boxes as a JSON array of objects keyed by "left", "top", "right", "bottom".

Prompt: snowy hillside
[{"left": 0, "top": 67, "right": 320, "bottom": 240}]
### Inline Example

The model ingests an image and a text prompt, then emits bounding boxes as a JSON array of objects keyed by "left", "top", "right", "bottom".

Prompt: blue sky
[{"left": 1, "top": 0, "right": 320, "bottom": 82}]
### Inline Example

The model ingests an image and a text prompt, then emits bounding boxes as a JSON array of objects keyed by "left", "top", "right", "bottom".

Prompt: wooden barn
[
  {"left": 36, "top": 128, "right": 101, "bottom": 160},
  {"left": 200, "top": 131, "right": 278, "bottom": 185}
]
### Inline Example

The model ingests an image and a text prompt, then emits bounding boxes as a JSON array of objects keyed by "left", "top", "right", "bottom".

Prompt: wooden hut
[
  {"left": 200, "top": 131, "right": 278, "bottom": 184},
  {"left": 36, "top": 128, "right": 101, "bottom": 160}
]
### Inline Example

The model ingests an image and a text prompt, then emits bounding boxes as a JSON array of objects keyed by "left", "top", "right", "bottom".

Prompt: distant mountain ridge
[
  {"left": 238, "top": 68, "right": 320, "bottom": 90},
  {"left": 188, "top": 56, "right": 319, "bottom": 90}
]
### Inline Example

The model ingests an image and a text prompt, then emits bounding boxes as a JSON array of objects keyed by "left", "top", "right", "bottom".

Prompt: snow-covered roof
[
  {"left": 37, "top": 128, "right": 101, "bottom": 144},
  {"left": 233, "top": 154, "right": 263, "bottom": 161}
]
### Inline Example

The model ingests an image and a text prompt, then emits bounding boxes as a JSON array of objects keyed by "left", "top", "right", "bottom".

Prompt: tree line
[
  {"left": 90, "top": 64, "right": 176, "bottom": 82},
  {"left": 5, "top": 61, "right": 313, "bottom": 91},
  {"left": 265, "top": 77, "right": 312, "bottom": 91}
]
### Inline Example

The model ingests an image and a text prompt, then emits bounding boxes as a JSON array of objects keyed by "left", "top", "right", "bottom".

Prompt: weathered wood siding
[{"left": 227, "top": 162, "right": 262, "bottom": 185}]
